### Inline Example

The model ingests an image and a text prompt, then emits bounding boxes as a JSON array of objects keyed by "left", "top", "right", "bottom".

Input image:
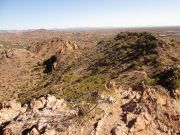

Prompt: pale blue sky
[{"left": 0, "top": 0, "right": 180, "bottom": 30}]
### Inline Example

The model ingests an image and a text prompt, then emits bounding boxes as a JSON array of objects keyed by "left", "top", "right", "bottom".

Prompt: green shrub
[
  {"left": 130, "top": 61, "right": 140, "bottom": 69},
  {"left": 144, "top": 77, "right": 156, "bottom": 86},
  {"left": 173, "top": 79, "right": 180, "bottom": 89}
]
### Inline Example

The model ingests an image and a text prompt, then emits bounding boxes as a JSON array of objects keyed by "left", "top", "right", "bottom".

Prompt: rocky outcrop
[
  {"left": 0, "top": 86, "right": 180, "bottom": 135},
  {"left": 118, "top": 85, "right": 180, "bottom": 135},
  {"left": 34, "top": 37, "right": 80, "bottom": 74},
  {"left": 0, "top": 95, "right": 77, "bottom": 135},
  {"left": 89, "top": 85, "right": 180, "bottom": 135},
  {"left": 34, "top": 37, "right": 78, "bottom": 60}
]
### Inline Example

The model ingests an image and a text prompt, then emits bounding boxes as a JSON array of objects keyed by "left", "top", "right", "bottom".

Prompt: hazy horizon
[
  {"left": 1, "top": 26, "right": 180, "bottom": 31},
  {"left": 0, "top": 0, "right": 180, "bottom": 30}
]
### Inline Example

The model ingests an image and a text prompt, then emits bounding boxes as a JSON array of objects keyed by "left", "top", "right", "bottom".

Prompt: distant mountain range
[{"left": 1, "top": 26, "right": 180, "bottom": 33}]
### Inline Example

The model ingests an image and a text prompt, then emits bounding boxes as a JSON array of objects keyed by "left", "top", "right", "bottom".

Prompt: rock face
[{"left": 0, "top": 86, "right": 180, "bottom": 135}]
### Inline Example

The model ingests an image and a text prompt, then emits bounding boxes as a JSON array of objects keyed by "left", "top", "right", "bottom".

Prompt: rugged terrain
[{"left": 0, "top": 28, "right": 180, "bottom": 134}]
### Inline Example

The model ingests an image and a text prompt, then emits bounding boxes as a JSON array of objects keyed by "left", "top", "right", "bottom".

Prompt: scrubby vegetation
[
  {"left": 89, "top": 32, "right": 164, "bottom": 74},
  {"left": 1, "top": 30, "right": 180, "bottom": 134},
  {"left": 2, "top": 31, "right": 179, "bottom": 105},
  {"left": 144, "top": 77, "right": 157, "bottom": 86}
]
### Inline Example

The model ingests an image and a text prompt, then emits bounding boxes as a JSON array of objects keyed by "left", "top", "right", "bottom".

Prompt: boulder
[
  {"left": 45, "top": 94, "right": 57, "bottom": 109},
  {"left": 30, "top": 99, "right": 45, "bottom": 112}
]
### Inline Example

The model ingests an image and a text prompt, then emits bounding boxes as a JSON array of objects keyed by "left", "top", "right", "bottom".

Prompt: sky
[{"left": 0, "top": 0, "right": 180, "bottom": 30}]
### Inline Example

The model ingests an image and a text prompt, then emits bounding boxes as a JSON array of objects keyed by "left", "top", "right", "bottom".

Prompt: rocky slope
[
  {"left": 0, "top": 84, "right": 179, "bottom": 134},
  {"left": 0, "top": 37, "right": 79, "bottom": 101},
  {"left": 0, "top": 31, "right": 180, "bottom": 134}
]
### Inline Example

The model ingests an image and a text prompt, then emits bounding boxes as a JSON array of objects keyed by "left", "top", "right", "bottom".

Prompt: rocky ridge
[
  {"left": 0, "top": 32, "right": 180, "bottom": 135},
  {"left": 0, "top": 84, "right": 179, "bottom": 135}
]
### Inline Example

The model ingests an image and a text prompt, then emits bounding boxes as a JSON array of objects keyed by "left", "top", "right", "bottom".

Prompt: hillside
[{"left": 0, "top": 30, "right": 180, "bottom": 134}]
